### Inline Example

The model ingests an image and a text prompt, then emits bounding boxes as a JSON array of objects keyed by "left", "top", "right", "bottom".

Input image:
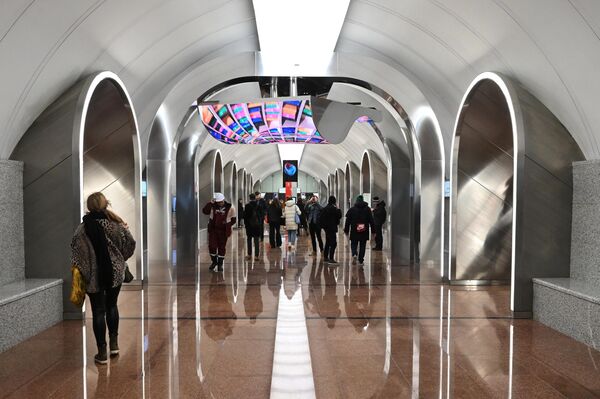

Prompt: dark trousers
[
  {"left": 88, "top": 285, "right": 121, "bottom": 348},
  {"left": 309, "top": 222, "right": 324, "bottom": 252},
  {"left": 374, "top": 224, "right": 383, "bottom": 249},
  {"left": 351, "top": 240, "right": 367, "bottom": 263},
  {"left": 324, "top": 230, "right": 337, "bottom": 260},
  {"left": 269, "top": 223, "right": 282, "bottom": 247},
  {"left": 208, "top": 229, "right": 228, "bottom": 257},
  {"left": 247, "top": 234, "right": 260, "bottom": 256}
]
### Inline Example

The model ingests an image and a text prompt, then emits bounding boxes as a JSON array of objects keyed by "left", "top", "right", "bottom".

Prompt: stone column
[
  {"left": 0, "top": 160, "right": 25, "bottom": 286},
  {"left": 571, "top": 160, "right": 600, "bottom": 285}
]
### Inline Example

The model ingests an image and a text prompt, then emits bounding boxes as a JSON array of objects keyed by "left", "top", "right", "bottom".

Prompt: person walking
[
  {"left": 297, "top": 197, "right": 307, "bottom": 236},
  {"left": 284, "top": 197, "right": 302, "bottom": 250},
  {"left": 71, "top": 192, "right": 136, "bottom": 364},
  {"left": 306, "top": 195, "right": 324, "bottom": 255},
  {"left": 244, "top": 193, "right": 262, "bottom": 260},
  {"left": 344, "top": 195, "right": 375, "bottom": 266},
  {"left": 202, "top": 192, "right": 237, "bottom": 272},
  {"left": 319, "top": 196, "right": 342, "bottom": 264},
  {"left": 372, "top": 196, "right": 387, "bottom": 250},
  {"left": 255, "top": 191, "right": 267, "bottom": 242},
  {"left": 267, "top": 197, "right": 283, "bottom": 248}
]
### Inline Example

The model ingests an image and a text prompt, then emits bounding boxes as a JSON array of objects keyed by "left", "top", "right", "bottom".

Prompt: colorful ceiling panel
[{"left": 199, "top": 99, "right": 327, "bottom": 144}]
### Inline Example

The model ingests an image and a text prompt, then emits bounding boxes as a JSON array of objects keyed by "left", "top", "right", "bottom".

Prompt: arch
[
  {"left": 197, "top": 149, "right": 223, "bottom": 231},
  {"left": 146, "top": 111, "right": 173, "bottom": 266},
  {"left": 360, "top": 152, "right": 371, "bottom": 194},
  {"left": 449, "top": 72, "right": 584, "bottom": 314},
  {"left": 10, "top": 71, "right": 143, "bottom": 317},
  {"left": 336, "top": 168, "right": 346, "bottom": 215},
  {"left": 223, "top": 161, "right": 238, "bottom": 206},
  {"left": 237, "top": 168, "right": 247, "bottom": 205},
  {"left": 213, "top": 152, "right": 223, "bottom": 194}
]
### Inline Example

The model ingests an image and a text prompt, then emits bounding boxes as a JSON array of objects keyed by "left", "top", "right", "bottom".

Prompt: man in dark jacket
[
  {"left": 372, "top": 196, "right": 387, "bottom": 251},
  {"left": 319, "top": 196, "right": 342, "bottom": 264},
  {"left": 202, "top": 193, "right": 237, "bottom": 272},
  {"left": 267, "top": 197, "right": 283, "bottom": 248},
  {"left": 344, "top": 195, "right": 375, "bottom": 266},
  {"left": 244, "top": 194, "right": 262, "bottom": 260},
  {"left": 255, "top": 191, "right": 267, "bottom": 242},
  {"left": 306, "top": 195, "right": 324, "bottom": 255}
]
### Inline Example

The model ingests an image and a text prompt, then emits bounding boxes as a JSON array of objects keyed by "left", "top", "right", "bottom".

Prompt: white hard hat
[{"left": 214, "top": 192, "right": 225, "bottom": 202}]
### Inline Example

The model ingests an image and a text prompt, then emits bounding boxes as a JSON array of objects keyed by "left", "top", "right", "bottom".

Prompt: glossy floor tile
[{"left": 0, "top": 229, "right": 599, "bottom": 398}]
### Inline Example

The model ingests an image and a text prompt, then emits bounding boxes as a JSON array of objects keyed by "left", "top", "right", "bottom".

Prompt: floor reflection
[{"left": 0, "top": 230, "right": 599, "bottom": 398}]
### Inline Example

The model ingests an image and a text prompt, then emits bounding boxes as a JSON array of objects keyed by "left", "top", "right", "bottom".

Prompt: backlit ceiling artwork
[{"left": 199, "top": 99, "right": 327, "bottom": 144}]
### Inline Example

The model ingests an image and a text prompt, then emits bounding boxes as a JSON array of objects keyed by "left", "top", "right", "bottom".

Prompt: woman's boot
[
  {"left": 95, "top": 344, "right": 108, "bottom": 364},
  {"left": 109, "top": 334, "right": 119, "bottom": 356}
]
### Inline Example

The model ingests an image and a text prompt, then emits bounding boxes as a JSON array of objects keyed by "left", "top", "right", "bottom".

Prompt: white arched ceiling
[
  {"left": 2, "top": 0, "right": 600, "bottom": 164},
  {"left": 0, "top": 0, "right": 259, "bottom": 158}
]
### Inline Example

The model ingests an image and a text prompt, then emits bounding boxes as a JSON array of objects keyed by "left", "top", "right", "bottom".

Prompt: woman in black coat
[{"left": 344, "top": 195, "right": 375, "bottom": 265}]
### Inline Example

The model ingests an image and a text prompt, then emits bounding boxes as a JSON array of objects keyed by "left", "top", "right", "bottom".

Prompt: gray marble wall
[
  {"left": 571, "top": 160, "right": 600, "bottom": 285},
  {"left": 0, "top": 160, "right": 25, "bottom": 286}
]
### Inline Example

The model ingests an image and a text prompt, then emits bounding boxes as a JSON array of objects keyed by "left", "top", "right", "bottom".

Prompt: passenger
[
  {"left": 255, "top": 191, "right": 267, "bottom": 242},
  {"left": 267, "top": 197, "right": 283, "bottom": 248},
  {"left": 296, "top": 197, "right": 307, "bottom": 236},
  {"left": 71, "top": 192, "right": 136, "bottom": 365},
  {"left": 372, "top": 196, "right": 387, "bottom": 251},
  {"left": 202, "top": 192, "right": 237, "bottom": 272},
  {"left": 305, "top": 195, "right": 324, "bottom": 255},
  {"left": 244, "top": 193, "right": 262, "bottom": 260},
  {"left": 344, "top": 195, "right": 375, "bottom": 266},
  {"left": 284, "top": 197, "right": 302, "bottom": 250},
  {"left": 319, "top": 196, "right": 342, "bottom": 264}
]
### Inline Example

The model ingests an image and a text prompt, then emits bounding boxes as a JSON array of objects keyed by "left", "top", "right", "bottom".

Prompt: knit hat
[
  {"left": 356, "top": 195, "right": 364, "bottom": 202},
  {"left": 372, "top": 196, "right": 380, "bottom": 204},
  {"left": 214, "top": 192, "right": 225, "bottom": 202},
  {"left": 328, "top": 195, "right": 337, "bottom": 204}
]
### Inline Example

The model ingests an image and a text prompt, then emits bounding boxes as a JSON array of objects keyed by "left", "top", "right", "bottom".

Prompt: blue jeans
[{"left": 288, "top": 229, "right": 297, "bottom": 245}]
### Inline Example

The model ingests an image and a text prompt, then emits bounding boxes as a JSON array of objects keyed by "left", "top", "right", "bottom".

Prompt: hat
[
  {"left": 356, "top": 195, "right": 364, "bottom": 202},
  {"left": 372, "top": 196, "right": 380, "bottom": 204},
  {"left": 328, "top": 195, "right": 337, "bottom": 204},
  {"left": 214, "top": 192, "right": 225, "bottom": 202}
]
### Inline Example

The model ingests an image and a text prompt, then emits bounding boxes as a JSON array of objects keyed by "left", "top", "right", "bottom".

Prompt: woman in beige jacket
[{"left": 284, "top": 197, "right": 302, "bottom": 249}]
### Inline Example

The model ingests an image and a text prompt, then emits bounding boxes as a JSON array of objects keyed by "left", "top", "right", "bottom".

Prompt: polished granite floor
[{"left": 1, "top": 230, "right": 599, "bottom": 398}]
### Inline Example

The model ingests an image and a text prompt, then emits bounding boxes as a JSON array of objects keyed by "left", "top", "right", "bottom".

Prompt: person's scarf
[{"left": 83, "top": 211, "right": 112, "bottom": 289}]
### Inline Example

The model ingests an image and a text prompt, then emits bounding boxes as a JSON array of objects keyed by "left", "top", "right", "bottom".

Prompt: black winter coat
[
  {"left": 344, "top": 200, "right": 375, "bottom": 241},
  {"left": 267, "top": 202, "right": 283, "bottom": 225},
  {"left": 319, "top": 204, "right": 342, "bottom": 232},
  {"left": 373, "top": 201, "right": 387, "bottom": 226},
  {"left": 243, "top": 201, "right": 262, "bottom": 237}
]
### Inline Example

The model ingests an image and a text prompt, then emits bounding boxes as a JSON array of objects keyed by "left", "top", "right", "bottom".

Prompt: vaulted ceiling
[{"left": 2, "top": 0, "right": 599, "bottom": 174}]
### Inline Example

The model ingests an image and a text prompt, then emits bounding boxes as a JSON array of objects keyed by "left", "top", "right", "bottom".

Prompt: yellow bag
[{"left": 70, "top": 266, "right": 86, "bottom": 307}]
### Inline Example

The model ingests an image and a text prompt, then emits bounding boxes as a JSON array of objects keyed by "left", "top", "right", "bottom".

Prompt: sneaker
[
  {"left": 352, "top": 255, "right": 357, "bottom": 265},
  {"left": 94, "top": 345, "right": 108, "bottom": 365},
  {"left": 245, "top": 255, "right": 252, "bottom": 260},
  {"left": 209, "top": 264, "right": 217, "bottom": 271},
  {"left": 255, "top": 256, "right": 260, "bottom": 261},
  {"left": 359, "top": 260, "right": 364, "bottom": 266},
  {"left": 109, "top": 336, "right": 119, "bottom": 356},
  {"left": 328, "top": 259, "right": 338, "bottom": 265},
  {"left": 323, "top": 258, "right": 331, "bottom": 263},
  {"left": 309, "top": 251, "right": 317, "bottom": 256}
]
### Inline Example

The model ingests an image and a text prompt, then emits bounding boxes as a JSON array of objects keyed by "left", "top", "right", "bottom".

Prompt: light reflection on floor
[{"left": 0, "top": 230, "right": 599, "bottom": 398}]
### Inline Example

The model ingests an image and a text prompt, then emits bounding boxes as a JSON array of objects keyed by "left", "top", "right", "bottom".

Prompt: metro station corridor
[
  {"left": 2, "top": 230, "right": 600, "bottom": 398},
  {"left": 2, "top": 1, "right": 600, "bottom": 398}
]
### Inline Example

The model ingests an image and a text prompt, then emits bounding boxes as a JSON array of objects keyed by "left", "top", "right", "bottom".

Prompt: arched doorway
[
  {"left": 450, "top": 72, "right": 584, "bottom": 314},
  {"left": 360, "top": 152, "right": 371, "bottom": 194}
]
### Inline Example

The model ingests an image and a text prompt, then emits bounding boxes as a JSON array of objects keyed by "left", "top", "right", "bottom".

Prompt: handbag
[
  {"left": 295, "top": 212, "right": 301, "bottom": 225},
  {"left": 69, "top": 265, "right": 86, "bottom": 307},
  {"left": 124, "top": 265, "right": 134, "bottom": 283}
]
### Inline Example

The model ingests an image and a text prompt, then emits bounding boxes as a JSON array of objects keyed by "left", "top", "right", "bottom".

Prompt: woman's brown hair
[{"left": 86, "top": 192, "right": 125, "bottom": 224}]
